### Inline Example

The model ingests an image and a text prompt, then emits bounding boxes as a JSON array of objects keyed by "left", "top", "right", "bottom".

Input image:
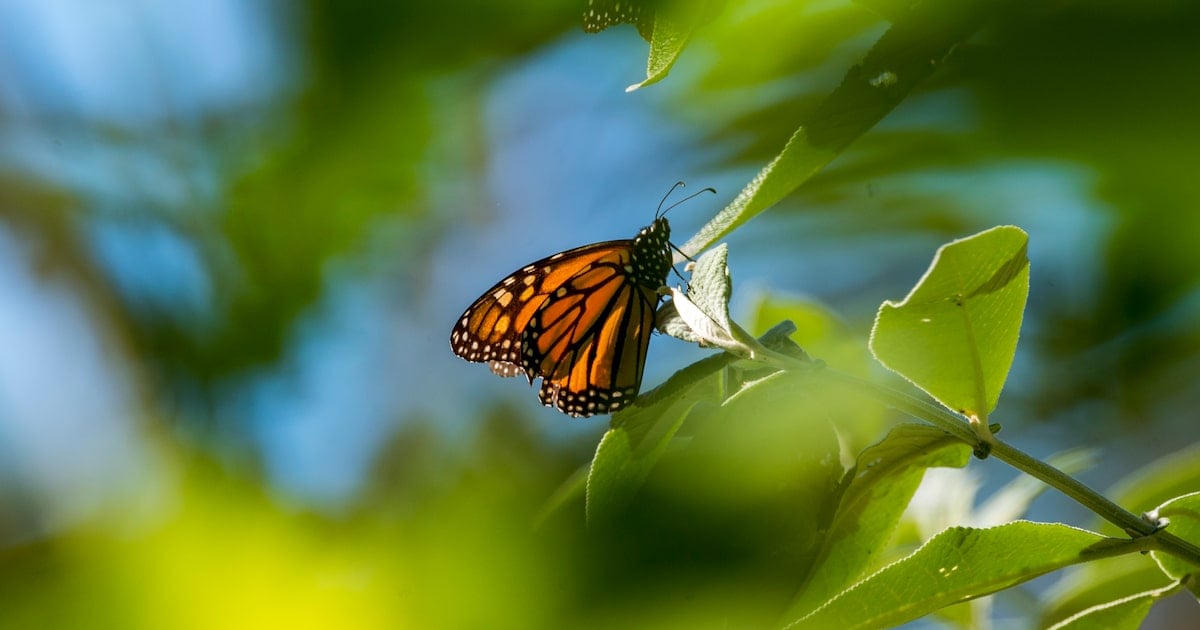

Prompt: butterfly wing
[
  {"left": 451, "top": 216, "right": 673, "bottom": 417},
  {"left": 522, "top": 253, "right": 660, "bottom": 416},
  {"left": 449, "top": 240, "right": 636, "bottom": 381}
]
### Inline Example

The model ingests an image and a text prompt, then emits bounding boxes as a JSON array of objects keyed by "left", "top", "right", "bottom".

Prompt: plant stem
[{"left": 803, "top": 366, "right": 1200, "bottom": 566}]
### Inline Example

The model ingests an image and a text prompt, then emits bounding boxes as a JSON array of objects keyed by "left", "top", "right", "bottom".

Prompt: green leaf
[
  {"left": 1105, "top": 441, "right": 1200, "bottom": 531},
  {"left": 627, "top": 8, "right": 699, "bottom": 91},
  {"left": 869, "top": 226, "right": 1029, "bottom": 418},
  {"left": 1044, "top": 443, "right": 1200, "bottom": 622},
  {"left": 791, "top": 522, "right": 1126, "bottom": 630},
  {"left": 534, "top": 464, "right": 589, "bottom": 528},
  {"left": 582, "top": 0, "right": 723, "bottom": 91},
  {"left": 748, "top": 295, "right": 888, "bottom": 444},
  {"left": 684, "top": 243, "right": 733, "bottom": 332},
  {"left": 854, "top": 0, "right": 918, "bottom": 21},
  {"left": 586, "top": 321, "right": 800, "bottom": 524},
  {"left": 1041, "top": 555, "right": 1173, "bottom": 627},
  {"left": 1149, "top": 491, "right": 1200, "bottom": 598},
  {"left": 1047, "top": 581, "right": 1183, "bottom": 630},
  {"left": 657, "top": 244, "right": 736, "bottom": 347},
  {"left": 783, "top": 423, "right": 971, "bottom": 620},
  {"left": 679, "top": 0, "right": 989, "bottom": 255},
  {"left": 749, "top": 294, "right": 867, "bottom": 372},
  {"left": 680, "top": 126, "right": 840, "bottom": 256},
  {"left": 586, "top": 367, "right": 718, "bottom": 525},
  {"left": 632, "top": 1, "right": 725, "bottom": 91},
  {"left": 657, "top": 369, "right": 842, "bottom": 578}
]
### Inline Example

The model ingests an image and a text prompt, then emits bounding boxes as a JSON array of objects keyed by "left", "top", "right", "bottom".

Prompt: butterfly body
[{"left": 450, "top": 217, "right": 672, "bottom": 417}]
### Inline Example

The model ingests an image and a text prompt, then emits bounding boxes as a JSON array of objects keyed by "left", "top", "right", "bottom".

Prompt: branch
[{"left": 746, "top": 341, "right": 1200, "bottom": 567}]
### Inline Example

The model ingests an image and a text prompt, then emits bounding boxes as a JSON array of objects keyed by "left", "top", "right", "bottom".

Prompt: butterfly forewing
[{"left": 450, "top": 240, "right": 640, "bottom": 378}]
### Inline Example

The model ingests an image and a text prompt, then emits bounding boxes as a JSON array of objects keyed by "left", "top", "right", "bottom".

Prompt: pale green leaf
[
  {"left": 1149, "top": 491, "right": 1200, "bottom": 598},
  {"left": 686, "top": 243, "right": 732, "bottom": 332},
  {"left": 662, "top": 286, "right": 738, "bottom": 349},
  {"left": 869, "top": 226, "right": 1029, "bottom": 417},
  {"left": 1041, "top": 555, "right": 1172, "bottom": 627},
  {"left": 627, "top": 10, "right": 697, "bottom": 91},
  {"left": 791, "top": 522, "right": 1124, "bottom": 630},
  {"left": 1047, "top": 581, "right": 1182, "bottom": 630},
  {"left": 657, "top": 244, "right": 744, "bottom": 351},
  {"left": 749, "top": 294, "right": 867, "bottom": 373}
]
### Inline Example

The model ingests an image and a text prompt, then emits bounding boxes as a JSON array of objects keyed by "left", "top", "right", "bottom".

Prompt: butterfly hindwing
[
  {"left": 533, "top": 279, "right": 658, "bottom": 416},
  {"left": 523, "top": 247, "right": 661, "bottom": 415}
]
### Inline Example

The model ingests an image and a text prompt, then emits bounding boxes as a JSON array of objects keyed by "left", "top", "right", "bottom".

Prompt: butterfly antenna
[
  {"left": 656, "top": 181, "right": 688, "bottom": 218},
  {"left": 659, "top": 186, "right": 717, "bottom": 219}
]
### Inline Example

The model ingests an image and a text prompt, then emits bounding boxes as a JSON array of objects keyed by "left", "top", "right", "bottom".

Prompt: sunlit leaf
[
  {"left": 791, "top": 522, "right": 1125, "bottom": 629},
  {"left": 582, "top": 0, "right": 724, "bottom": 91},
  {"left": 749, "top": 294, "right": 865, "bottom": 371},
  {"left": 1044, "top": 443, "right": 1200, "bottom": 622},
  {"left": 657, "top": 244, "right": 741, "bottom": 350},
  {"left": 1040, "top": 555, "right": 1173, "bottom": 628},
  {"left": 1047, "top": 581, "right": 1182, "bottom": 630},
  {"left": 631, "top": 19, "right": 692, "bottom": 92},
  {"left": 870, "top": 226, "right": 1029, "bottom": 417},
  {"left": 1148, "top": 492, "right": 1200, "bottom": 598}
]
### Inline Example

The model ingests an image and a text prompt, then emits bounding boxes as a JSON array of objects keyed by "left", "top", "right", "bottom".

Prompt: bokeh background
[{"left": 1, "top": 0, "right": 1198, "bottom": 627}]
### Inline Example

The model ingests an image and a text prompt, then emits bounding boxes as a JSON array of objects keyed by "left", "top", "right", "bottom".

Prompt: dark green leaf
[{"left": 784, "top": 423, "right": 971, "bottom": 619}]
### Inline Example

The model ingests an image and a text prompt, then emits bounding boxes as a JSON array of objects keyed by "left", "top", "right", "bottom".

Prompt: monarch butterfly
[{"left": 450, "top": 184, "right": 713, "bottom": 417}]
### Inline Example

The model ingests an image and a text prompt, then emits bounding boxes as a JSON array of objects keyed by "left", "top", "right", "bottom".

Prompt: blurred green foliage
[{"left": 5, "top": 0, "right": 1200, "bottom": 627}]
